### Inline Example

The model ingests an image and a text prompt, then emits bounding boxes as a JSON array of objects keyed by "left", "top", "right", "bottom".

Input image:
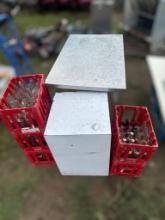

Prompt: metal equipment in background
[
  {"left": 147, "top": 56, "right": 165, "bottom": 142},
  {"left": 123, "top": 0, "right": 165, "bottom": 54},
  {"left": 90, "top": 0, "right": 114, "bottom": 33},
  {"left": 0, "top": 14, "right": 33, "bottom": 75},
  {"left": 23, "top": 19, "right": 87, "bottom": 59}
]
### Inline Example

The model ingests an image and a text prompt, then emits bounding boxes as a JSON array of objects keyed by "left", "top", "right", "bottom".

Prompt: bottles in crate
[
  {"left": 14, "top": 131, "right": 55, "bottom": 165},
  {"left": 15, "top": 132, "right": 49, "bottom": 151},
  {"left": 110, "top": 105, "right": 158, "bottom": 177},
  {"left": 0, "top": 74, "right": 55, "bottom": 165},
  {"left": 0, "top": 74, "right": 51, "bottom": 134}
]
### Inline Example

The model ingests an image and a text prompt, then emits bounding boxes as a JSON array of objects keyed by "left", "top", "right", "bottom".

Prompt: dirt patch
[{"left": 19, "top": 167, "right": 75, "bottom": 220}]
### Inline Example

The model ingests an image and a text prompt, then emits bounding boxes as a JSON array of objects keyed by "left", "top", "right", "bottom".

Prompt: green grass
[
  {"left": 0, "top": 125, "right": 40, "bottom": 220},
  {"left": 69, "top": 179, "right": 96, "bottom": 220},
  {"left": 15, "top": 10, "right": 89, "bottom": 36},
  {"left": 67, "top": 166, "right": 165, "bottom": 220},
  {"left": 0, "top": 164, "right": 38, "bottom": 220},
  {"left": 14, "top": 10, "right": 89, "bottom": 73}
]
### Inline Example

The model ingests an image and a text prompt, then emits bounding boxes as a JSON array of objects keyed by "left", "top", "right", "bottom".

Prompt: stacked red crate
[
  {"left": 110, "top": 105, "right": 158, "bottom": 177},
  {"left": 0, "top": 74, "right": 55, "bottom": 165}
]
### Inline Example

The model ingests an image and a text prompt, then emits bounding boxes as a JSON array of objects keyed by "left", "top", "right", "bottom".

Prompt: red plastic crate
[
  {"left": 25, "top": 149, "right": 55, "bottom": 165},
  {"left": 110, "top": 161, "right": 145, "bottom": 177},
  {"left": 15, "top": 132, "right": 49, "bottom": 151},
  {"left": 111, "top": 105, "right": 158, "bottom": 163},
  {"left": 0, "top": 74, "right": 51, "bottom": 135}
]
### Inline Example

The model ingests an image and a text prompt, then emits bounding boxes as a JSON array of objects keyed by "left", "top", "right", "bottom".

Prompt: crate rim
[
  {"left": 114, "top": 104, "right": 159, "bottom": 148},
  {"left": 0, "top": 73, "right": 45, "bottom": 111}
]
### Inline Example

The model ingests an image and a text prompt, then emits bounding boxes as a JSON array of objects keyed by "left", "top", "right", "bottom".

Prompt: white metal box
[
  {"left": 147, "top": 56, "right": 165, "bottom": 123},
  {"left": 44, "top": 92, "right": 111, "bottom": 176},
  {"left": 46, "top": 34, "right": 126, "bottom": 92}
]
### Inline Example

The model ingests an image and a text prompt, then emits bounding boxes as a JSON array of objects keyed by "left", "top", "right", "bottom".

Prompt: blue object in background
[
  {"left": 151, "top": 86, "right": 165, "bottom": 142},
  {"left": 0, "top": 14, "right": 33, "bottom": 76}
]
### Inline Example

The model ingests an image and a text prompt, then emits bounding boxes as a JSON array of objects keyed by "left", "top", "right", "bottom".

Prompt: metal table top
[
  {"left": 46, "top": 34, "right": 126, "bottom": 91},
  {"left": 44, "top": 92, "right": 111, "bottom": 136}
]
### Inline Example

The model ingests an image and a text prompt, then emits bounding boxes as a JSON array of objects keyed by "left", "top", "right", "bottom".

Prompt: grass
[
  {"left": 0, "top": 125, "right": 40, "bottom": 220},
  {"left": 14, "top": 10, "right": 89, "bottom": 74},
  {"left": 69, "top": 179, "right": 96, "bottom": 220},
  {"left": 15, "top": 10, "right": 89, "bottom": 36},
  {"left": 68, "top": 174, "right": 165, "bottom": 220},
  {"left": 0, "top": 164, "right": 38, "bottom": 220}
]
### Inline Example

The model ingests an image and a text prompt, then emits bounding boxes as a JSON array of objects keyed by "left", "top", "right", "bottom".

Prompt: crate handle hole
[
  {"left": 121, "top": 168, "right": 131, "bottom": 173},
  {"left": 36, "top": 153, "right": 47, "bottom": 161},
  {"left": 27, "top": 136, "right": 39, "bottom": 147},
  {"left": 141, "top": 152, "right": 148, "bottom": 159},
  {"left": 121, "top": 110, "right": 134, "bottom": 125},
  {"left": 128, "top": 148, "right": 140, "bottom": 158},
  {"left": 23, "top": 141, "right": 28, "bottom": 149}
]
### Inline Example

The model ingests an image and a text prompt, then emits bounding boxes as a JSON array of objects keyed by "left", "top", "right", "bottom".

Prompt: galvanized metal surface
[
  {"left": 46, "top": 34, "right": 126, "bottom": 91},
  {"left": 47, "top": 92, "right": 111, "bottom": 135},
  {"left": 151, "top": 0, "right": 165, "bottom": 53},
  {"left": 123, "top": 0, "right": 158, "bottom": 29},
  {"left": 50, "top": 153, "right": 110, "bottom": 176},
  {"left": 91, "top": 0, "right": 114, "bottom": 33},
  {"left": 44, "top": 92, "right": 111, "bottom": 176},
  {"left": 123, "top": 0, "right": 139, "bottom": 28},
  {"left": 123, "top": 0, "right": 165, "bottom": 53},
  {"left": 147, "top": 56, "right": 165, "bottom": 123}
]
